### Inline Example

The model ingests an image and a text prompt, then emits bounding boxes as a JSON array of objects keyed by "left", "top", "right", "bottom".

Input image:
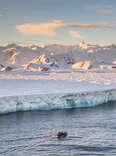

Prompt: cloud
[
  {"left": 97, "top": 22, "right": 116, "bottom": 28},
  {"left": 0, "top": 12, "right": 5, "bottom": 16},
  {"left": 47, "top": 36, "right": 60, "bottom": 40},
  {"left": 69, "top": 31, "right": 84, "bottom": 39},
  {"left": 16, "top": 20, "right": 116, "bottom": 36},
  {"left": 40, "top": 0, "right": 64, "bottom": 2},
  {"left": 100, "top": 9, "right": 112, "bottom": 14},
  {"left": 105, "top": 5, "right": 112, "bottom": 9},
  {"left": 16, "top": 20, "right": 66, "bottom": 36}
]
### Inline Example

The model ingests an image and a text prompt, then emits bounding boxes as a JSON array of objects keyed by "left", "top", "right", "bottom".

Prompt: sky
[{"left": 0, "top": 0, "right": 116, "bottom": 45}]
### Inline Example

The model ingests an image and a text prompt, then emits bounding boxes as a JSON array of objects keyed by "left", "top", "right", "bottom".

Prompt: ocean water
[{"left": 0, "top": 101, "right": 116, "bottom": 156}]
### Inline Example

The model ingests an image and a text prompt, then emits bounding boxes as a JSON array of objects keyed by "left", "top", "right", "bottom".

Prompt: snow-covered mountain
[{"left": 0, "top": 42, "right": 116, "bottom": 71}]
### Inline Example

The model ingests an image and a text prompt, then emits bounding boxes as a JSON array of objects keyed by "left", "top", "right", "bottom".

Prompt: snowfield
[
  {"left": 0, "top": 70, "right": 116, "bottom": 97},
  {"left": 0, "top": 42, "right": 116, "bottom": 97}
]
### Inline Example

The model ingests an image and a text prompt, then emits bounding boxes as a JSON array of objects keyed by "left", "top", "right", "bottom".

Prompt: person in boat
[{"left": 56, "top": 131, "right": 68, "bottom": 138}]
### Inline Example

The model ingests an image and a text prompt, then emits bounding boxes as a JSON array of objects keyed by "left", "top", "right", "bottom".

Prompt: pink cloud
[
  {"left": 16, "top": 20, "right": 116, "bottom": 36},
  {"left": 0, "top": 12, "right": 5, "bottom": 16},
  {"left": 105, "top": 5, "right": 112, "bottom": 9},
  {"left": 69, "top": 31, "right": 84, "bottom": 39},
  {"left": 16, "top": 20, "right": 66, "bottom": 36},
  {"left": 100, "top": 9, "right": 112, "bottom": 14}
]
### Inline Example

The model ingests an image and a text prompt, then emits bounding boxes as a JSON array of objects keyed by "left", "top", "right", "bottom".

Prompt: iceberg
[{"left": 0, "top": 89, "right": 116, "bottom": 115}]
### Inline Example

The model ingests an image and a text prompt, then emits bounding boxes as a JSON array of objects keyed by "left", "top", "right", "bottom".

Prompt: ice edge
[{"left": 0, "top": 89, "right": 116, "bottom": 115}]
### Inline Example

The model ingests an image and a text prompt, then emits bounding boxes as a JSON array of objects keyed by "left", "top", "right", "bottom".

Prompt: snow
[
  {"left": 0, "top": 43, "right": 116, "bottom": 114},
  {"left": 0, "top": 70, "right": 116, "bottom": 97},
  {"left": 1, "top": 66, "right": 13, "bottom": 72},
  {"left": 0, "top": 42, "right": 116, "bottom": 96},
  {"left": 0, "top": 64, "right": 4, "bottom": 69},
  {"left": 72, "top": 61, "right": 92, "bottom": 70},
  {"left": 0, "top": 42, "right": 116, "bottom": 68}
]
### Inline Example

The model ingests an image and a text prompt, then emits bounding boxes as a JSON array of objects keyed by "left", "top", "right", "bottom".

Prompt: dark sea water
[{"left": 0, "top": 102, "right": 116, "bottom": 156}]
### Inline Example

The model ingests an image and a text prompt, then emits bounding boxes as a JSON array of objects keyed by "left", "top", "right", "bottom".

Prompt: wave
[{"left": 0, "top": 89, "right": 116, "bottom": 115}]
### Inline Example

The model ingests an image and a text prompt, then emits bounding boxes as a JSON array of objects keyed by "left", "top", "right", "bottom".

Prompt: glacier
[{"left": 0, "top": 89, "right": 116, "bottom": 115}]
